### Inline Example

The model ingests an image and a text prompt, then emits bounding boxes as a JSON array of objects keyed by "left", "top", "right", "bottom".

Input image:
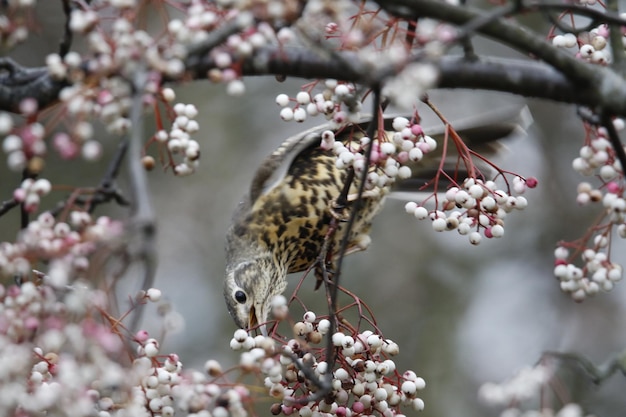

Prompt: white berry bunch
[
  {"left": 0, "top": 0, "right": 35, "bottom": 48},
  {"left": 480, "top": 365, "right": 593, "bottom": 417},
  {"left": 553, "top": 119, "right": 626, "bottom": 300},
  {"left": 552, "top": 24, "right": 610, "bottom": 65},
  {"left": 11, "top": 177, "right": 51, "bottom": 212},
  {"left": 0, "top": 280, "right": 128, "bottom": 417},
  {"left": 276, "top": 80, "right": 362, "bottom": 128},
  {"left": 479, "top": 365, "right": 550, "bottom": 407},
  {"left": 229, "top": 298, "right": 426, "bottom": 417},
  {"left": 0, "top": 211, "right": 123, "bottom": 288},
  {"left": 319, "top": 115, "right": 536, "bottom": 246},
  {"left": 497, "top": 404, "right": 595, "bottom": 417},
  {"left": 405, "top": 176, "right": 536, "bottom": 246},
  {"left": 151, "top": 94, "right": 202, "bottom": 177},
  {"left": 0, "top": 112, "right": 47, "bottom": 172},
  {"left": 0, "top": 276, "right": 263, "bottom": 417},
  {"left": 319, "top": 116, "right": 436, "bottom": 183},
  {"left": 554, "top": 242, "right": 624, "bottom": 302}
]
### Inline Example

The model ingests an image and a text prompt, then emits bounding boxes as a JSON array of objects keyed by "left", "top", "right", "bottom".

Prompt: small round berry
[
  {"left": 318, "top": 319, "right": 331, "bottom": 334},
  {"left": 332, "top": 332, "right": 346, "bottom": 346},
  {"left": 412, "top": 398, "right": 425, "bottom": 411},
  {"left": 392, "top": 117, "right": 410, "bottom": 132},
  {"left": 405, "top": 201, "right": 417, "bottom": 214},
  {"left": 280, "top": 107, "right": 294, "bottom": 121},
  {"left": 414, "top": 206, "right": 429, "bottom": 220},
  {"left": 234, "top": 329, "right": 248, "bottom": 343},
  {"left": 490, "top": 224, "right": 504, "bottom": 238},
  {"left": 380, "top": 142, "right": 396, "bottom": 155},
  {"left": 303, "top": 311, "right": 316, "bottom": 323},
  {"left": 144, "top": 342, "right": 159, "bottom": 357},
  {"left": 296, "top": 91, "right": 310, "bottom": 105},
  {"left": 146, "top": 288, "right": 162, "bottom": 302},
  {"left": 293, "top": 322, "right": 307, "bottom": 336},
  {"left": 432, "top": 218, "right": 447, "bottom": 232},
  {"left": 398, "top": 166, "right": 412, "bottom": 179},
  {"left": 469, "top": 231, "right": 482, "bottom": 245},
  {"left": 161, "top": 88, "right": 176, "bottom": 102},
  {"left": 226, "top": 80, "right": 245, "bottom": 96},
  {"left": 142, "top": 155, "right": 156, "bottom": 171},
  {"left": 293, "top": 107, "right": 307, "bottom": 122},
  {"left": 204, "top": 359, "right": 223, "bottom": 376}
]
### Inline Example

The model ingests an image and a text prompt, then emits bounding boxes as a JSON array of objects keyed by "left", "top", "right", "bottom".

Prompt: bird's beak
[
  {"left": 248, "top": 305, "right": 258, "bottom": 329},
  {"left": 248, "top": 305, "right": 268, "bottom": 336}
]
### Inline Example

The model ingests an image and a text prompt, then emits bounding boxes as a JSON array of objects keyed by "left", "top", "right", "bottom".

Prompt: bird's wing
[{"left": 248, "top": 124, "right": 330, "bottom": 204}]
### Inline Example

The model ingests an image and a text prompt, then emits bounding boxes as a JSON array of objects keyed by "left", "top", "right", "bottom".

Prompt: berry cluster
[
  {"left": 151, "top": 95, "right": 202, "bottom": 176},
  {"left": 552, "top": 24, "right": 610, "bottom": 65},
  {"left": 480, "top": 365, "right": 593, "bottom": 417},
  {"left": 405, "top": 177, "right": 534, "bottom": 245},
  {"left": 552, "top": 123, "right": 626, "bottom": 299},
  {"left": 230, "top": 297, "right": 425, "bottom": 417},
  {"left": 549, "top": 16, "right": 626, "bottom": 299},
  {"left": 0, "top": 211, "right": 122, "bottom": 288},
  {"left": 276, "top": 80, "right": 362, "bottom": 129},
  {"left": 554, "top": 243, "right": 624, "bottom": 301},
  {"left": 0, "top": 0, "right": 34, "bottom": 48},
  {"left": 0, "top": 276, "right": 262, "bottom": 417},
  {"left": 0, "top": 280, "right": 127, "bottom": 416},
  {"left": 320, "top": 115, "right": 536, "bottom": 245},
  {"left": 479, "top": 365, "right": 550, "bottom": 406},
  {"left": 1, "top": 114, "right": 48, "bottom": 172},
  {"left": 12, "top": 177, "right": 51, "bottom": 212}
]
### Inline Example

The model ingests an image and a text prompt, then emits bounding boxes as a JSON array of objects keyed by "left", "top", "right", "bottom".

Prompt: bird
[{"left": 224, "top": 107, "right": 531, "bottom": 333}]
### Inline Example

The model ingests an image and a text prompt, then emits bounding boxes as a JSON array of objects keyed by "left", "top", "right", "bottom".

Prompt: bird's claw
[{"left": 329, "top": 199, "right": 350, "bottom": 221}]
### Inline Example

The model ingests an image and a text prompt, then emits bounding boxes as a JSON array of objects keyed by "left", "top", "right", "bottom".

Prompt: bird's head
[{"left": 224, "top": 257, "right": 287, "bottom": 334}]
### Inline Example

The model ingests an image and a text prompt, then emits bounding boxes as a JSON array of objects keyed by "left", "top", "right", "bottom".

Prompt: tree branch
[
  {"left": 0, "top": 58, "right": 66, "bottom": 113},
  {"left": 376, "top": 0, "right": 617, "bottom": 92},
  {"left": 59, "top": 0, "right": 73, "bottom": 57},
  {"left": 126, "top": 69, "right": 158, "bottom": 332}
]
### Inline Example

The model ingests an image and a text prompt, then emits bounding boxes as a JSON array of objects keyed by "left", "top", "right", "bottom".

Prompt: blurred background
[{"left": 3, "top": 2, "right": 626, "bottom": 416}]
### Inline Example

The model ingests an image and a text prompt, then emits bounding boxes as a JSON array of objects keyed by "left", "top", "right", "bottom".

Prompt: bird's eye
[{"left": 234, "top": 290, "right": 247, "bottom": 304}]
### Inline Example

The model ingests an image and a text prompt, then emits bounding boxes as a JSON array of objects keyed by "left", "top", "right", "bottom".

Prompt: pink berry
[
  {"left": 13, "top": 188, "right": 26, "bottom": 202},
  {"left": 411, "top": 124, "right": 423, "bottom": 136},
  {"left": 24, "top": 317, "right": 40, "bottom": 330},
  {"left": 607, "top": 181, "right": 620, "bottom": 194},
  {"left": 135, "top": 330, "right": 149, "bottom": 343},
  {"left": 525, "top": 177, "right": 538, "bottom": 188},
  {"left": 353, "top": 402, "right": 365, "bottom": 413}
]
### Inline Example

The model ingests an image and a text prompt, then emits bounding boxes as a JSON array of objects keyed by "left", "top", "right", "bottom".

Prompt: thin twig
[
  {"left": 0, "top": 198, "right": 19, "bottom": 217},
  {"left": 59, "top": 0, "right": 73, "bottom": 57}
]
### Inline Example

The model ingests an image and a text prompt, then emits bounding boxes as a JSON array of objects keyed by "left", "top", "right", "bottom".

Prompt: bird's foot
[{"left": 329, "top": 199, "right": 350, "bottom": 221}]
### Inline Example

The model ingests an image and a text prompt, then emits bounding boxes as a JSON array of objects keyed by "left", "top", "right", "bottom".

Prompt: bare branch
[
  {"left": 126, "top": 69, "right": 158, "bottom": 332},
  {"left": 59, "top": 0, "right": 73, "bottom": 57},
  {"left": 0, "top": 58, "right": 66, "bottom": 113}
]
